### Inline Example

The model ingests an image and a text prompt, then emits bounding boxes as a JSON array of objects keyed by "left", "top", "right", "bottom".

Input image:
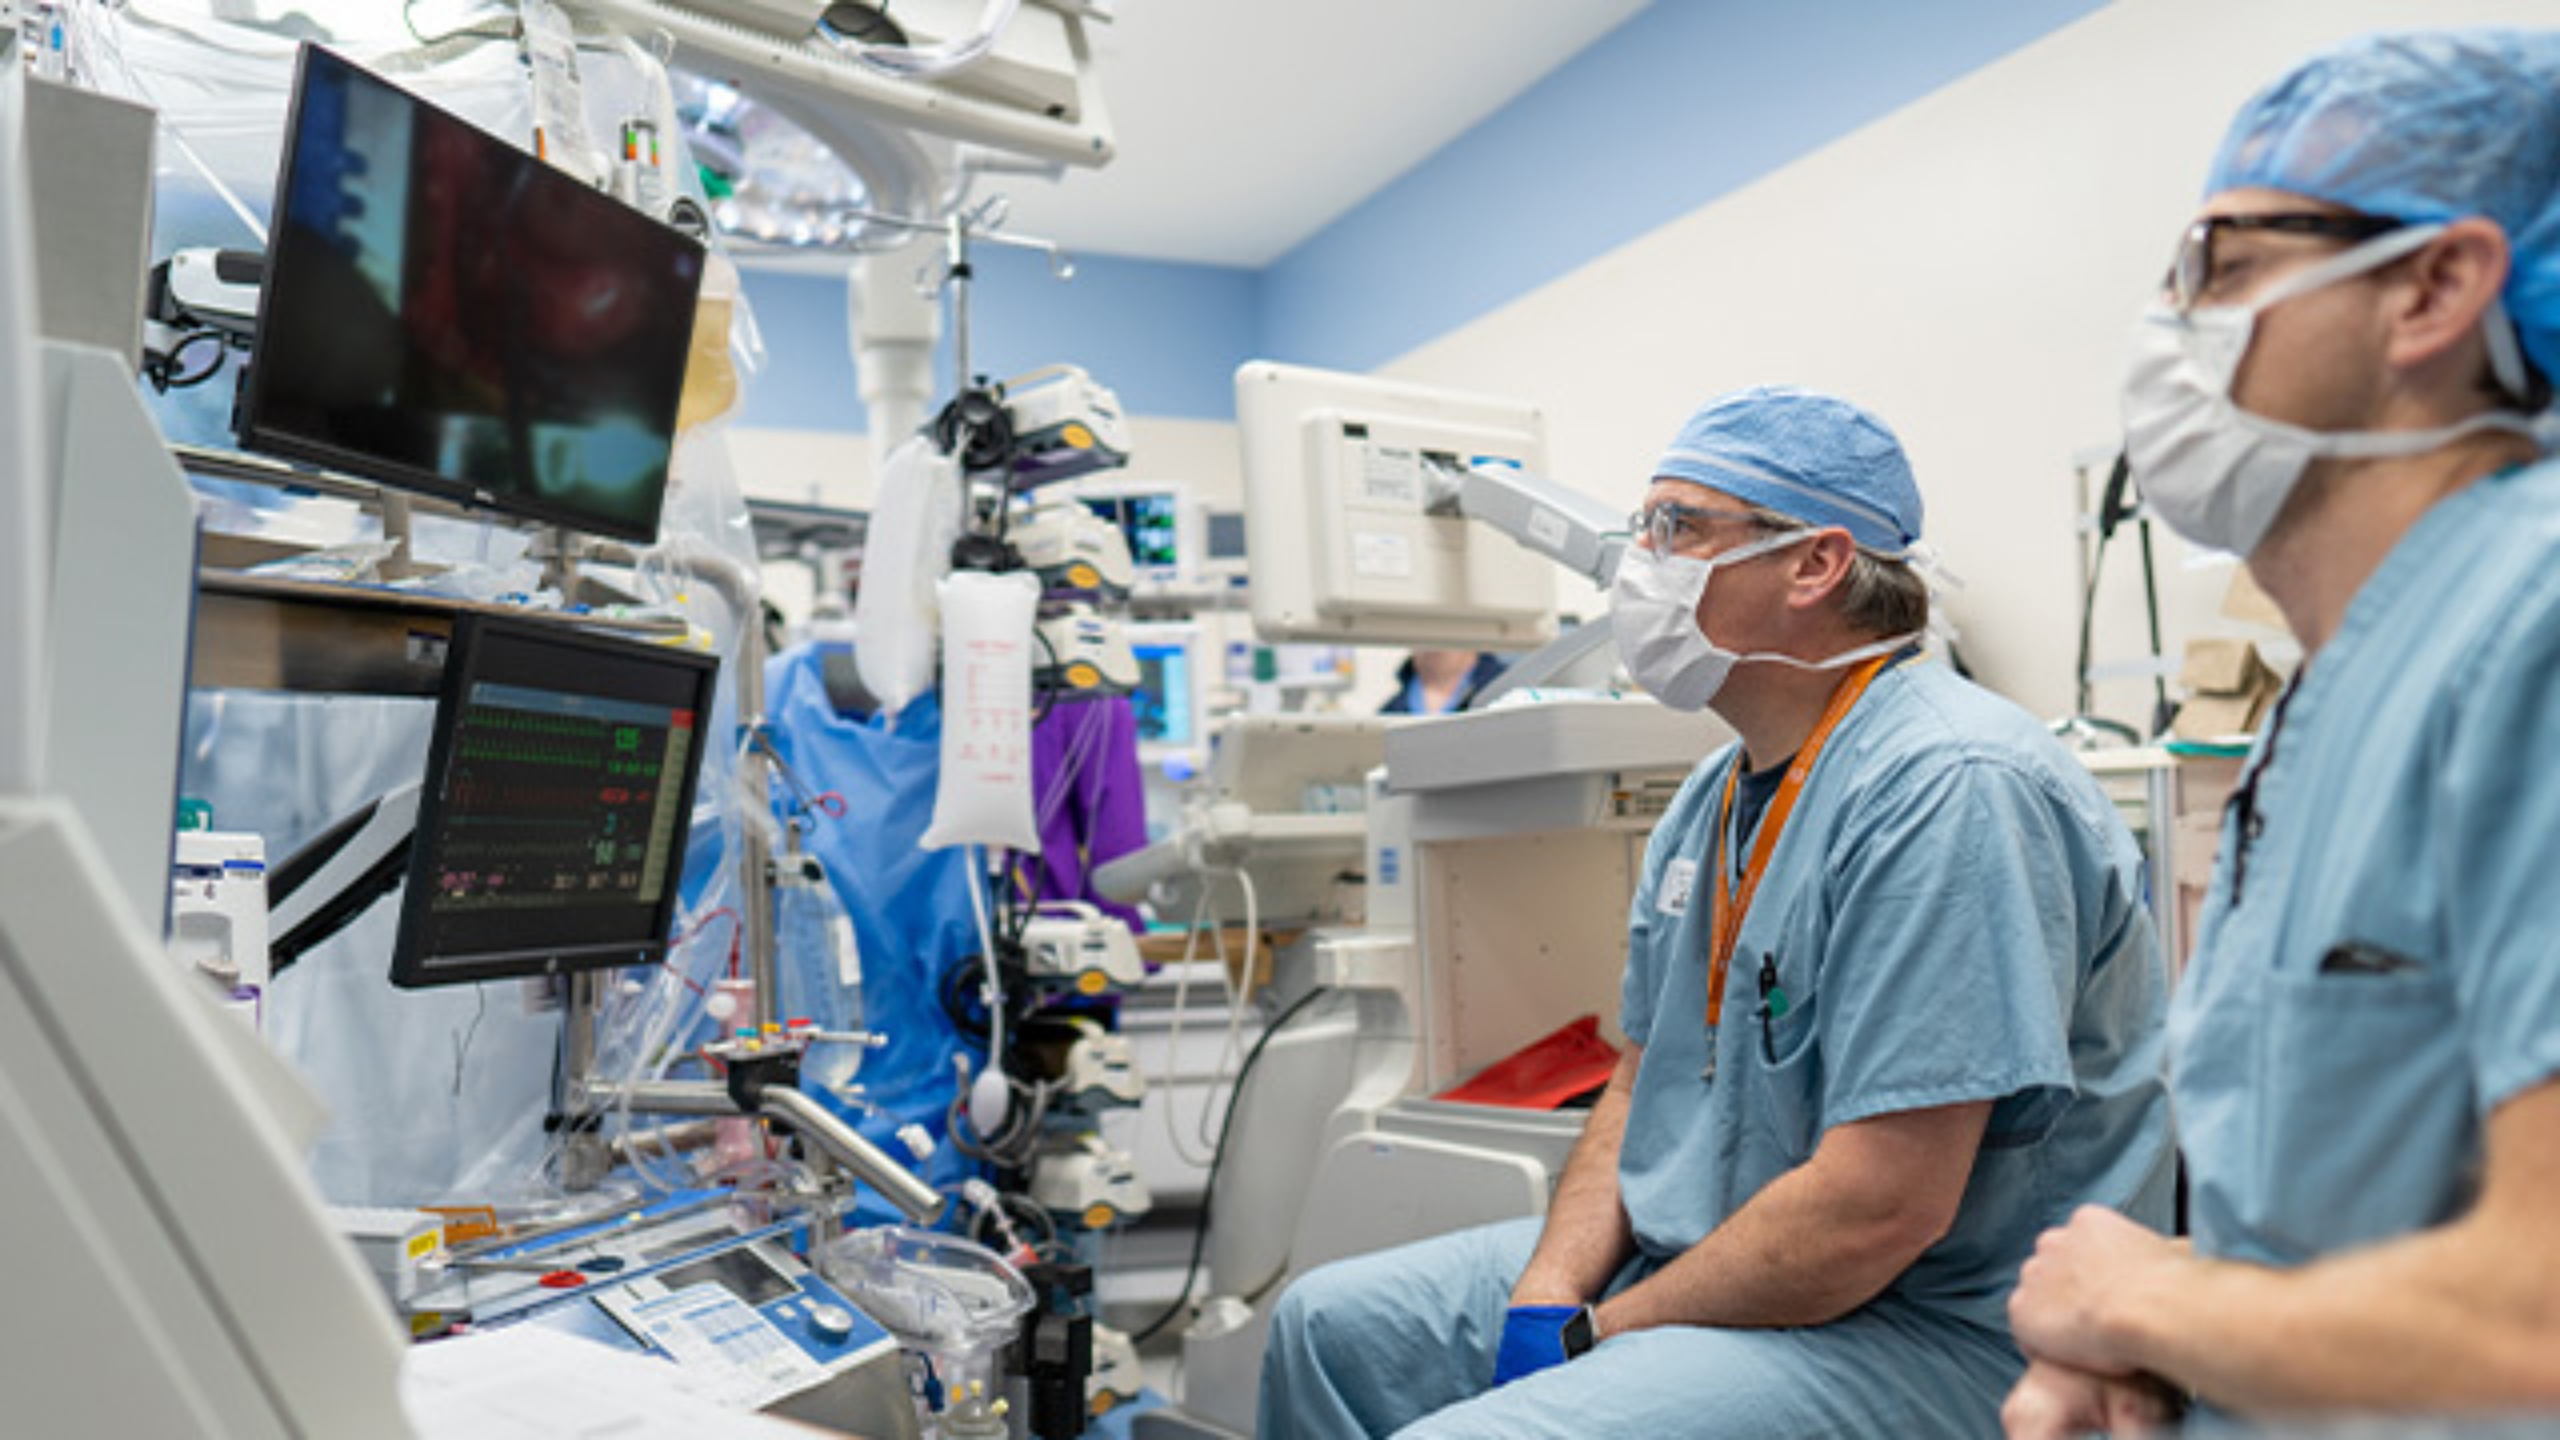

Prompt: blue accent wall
[
  {"left": 738, "top": 0, "right": 2107, "bottom": 432},
  {"left": 735, "top": 268, "right": 866, "bottom": 431},
  {"left": 964, "top": 247, "right": 1256, "bottom": 422},
  {"left": 1260, "top": 0, "right": 2108, "bottom": 372}
]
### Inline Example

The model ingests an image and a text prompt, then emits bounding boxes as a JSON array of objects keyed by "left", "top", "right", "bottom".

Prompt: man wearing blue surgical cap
[
  {"left": 1258, "top": 386, "right": 2173, "bottom": 1438},
  {"left": 2004, "top": 29, "right": 2560, "bottom": 1439}
]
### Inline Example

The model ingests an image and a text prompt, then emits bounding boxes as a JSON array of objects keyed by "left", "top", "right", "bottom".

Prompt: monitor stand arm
[
  {"left": 375, "top": 494, "right": 422, "bottom": 581},
  {"left": 1468, "top": 621, "right": 1622, "bottom": 708},
  {"left": 1425, "top": 457, "right": 1628, "bottom": 590},
  {"left": 1421, "top": 459, "right": 1631, "bottom": 709},
  {"left": 264, "top": 782, "right": 422, "bottom": 977}
]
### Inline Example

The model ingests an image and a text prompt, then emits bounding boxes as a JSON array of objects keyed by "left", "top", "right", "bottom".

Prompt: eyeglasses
[
  {"left": 2162, "top": 212, "right": 2403, "bottom": 313},
  {"left": 1629, "top": 500, "right": 1787, "bottom": 555}
]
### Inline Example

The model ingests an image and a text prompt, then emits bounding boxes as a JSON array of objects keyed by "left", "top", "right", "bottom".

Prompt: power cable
[{"left": 1130, "top": 984, "right": 1335, "bottom": 1346}]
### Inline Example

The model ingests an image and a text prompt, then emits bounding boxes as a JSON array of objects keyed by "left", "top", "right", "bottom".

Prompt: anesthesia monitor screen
[{"left": 393, "top": 616, "right": 718, "bottom": 988}]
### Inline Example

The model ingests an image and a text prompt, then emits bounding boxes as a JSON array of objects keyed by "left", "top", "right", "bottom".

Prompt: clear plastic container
[{"left": 816, "top": 1226, "right": 1033, "bottom": 1438}]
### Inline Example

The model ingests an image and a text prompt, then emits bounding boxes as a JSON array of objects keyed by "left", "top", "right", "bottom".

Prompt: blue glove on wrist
[{"left": 1491, "top": 1305, "right": 1579, "bottom": 1387}]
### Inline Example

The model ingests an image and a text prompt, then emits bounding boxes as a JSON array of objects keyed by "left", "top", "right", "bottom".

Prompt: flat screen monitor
[
  {"left": 393, "top": 614, "right": 719, "bottom": 988},
  {"left": 1079, "top": 489, "right": 1185, "bottom": 581},
  {"left": 238, "top": 44, "right": 705, "bottom": 543},
  {"left": 1128, "top": 623, "right": 1200, "bottom": 749},
  {"left": 1235, "top": 360, "right": 1557, "bottom": 649},
  {"left": 1204, "top": 508, "right": 1247, "bottom": 571}
]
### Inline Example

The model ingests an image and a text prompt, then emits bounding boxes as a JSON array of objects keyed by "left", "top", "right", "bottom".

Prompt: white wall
[{"left": 1382, "top": 0, "right": 2560, "bottom": 724}]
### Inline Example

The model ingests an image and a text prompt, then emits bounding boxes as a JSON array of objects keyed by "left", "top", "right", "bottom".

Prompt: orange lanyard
[{"left": 1704, "top": 654, "right": 1894, "bottom": 1027}]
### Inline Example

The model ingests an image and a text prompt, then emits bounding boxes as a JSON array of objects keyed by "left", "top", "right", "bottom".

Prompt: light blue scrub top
[
  {"left": 1620, "top": 661, "right": 2175, "bottom": 1333},
  {"left": 2171, "top": 456, "right": 2560, "bottom": 1268}
]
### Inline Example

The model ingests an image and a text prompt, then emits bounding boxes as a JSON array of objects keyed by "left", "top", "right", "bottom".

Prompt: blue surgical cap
[
  {"left": 1652, "top": 386, "right": 1923, "bottom": 554},
  {"left": 2207, "top": 28, "right": 2560, "bottom": 387}
]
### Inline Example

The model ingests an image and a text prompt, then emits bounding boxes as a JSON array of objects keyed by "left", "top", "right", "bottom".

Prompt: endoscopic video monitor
[
  {"left": 392, "top": 614, "right": 719, "bottom": 989},
  {"left": 238, "top": 44, "right": 705, "bottom": 543}
]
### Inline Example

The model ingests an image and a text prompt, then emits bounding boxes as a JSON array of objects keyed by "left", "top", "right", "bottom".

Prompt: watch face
[{"left": 1561, "top": 1305, "right": 1596, "bottom": 1358}]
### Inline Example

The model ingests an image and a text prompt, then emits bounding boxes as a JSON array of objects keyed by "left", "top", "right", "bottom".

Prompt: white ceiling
[
  {"left": 991, "top": 1, "right": 1651, "bottom": 269},
  {"left": 88, "top": 2, "right": 1649, "bottom": 271}
]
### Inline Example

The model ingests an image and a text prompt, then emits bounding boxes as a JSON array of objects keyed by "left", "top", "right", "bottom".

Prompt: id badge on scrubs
[{"left": 1659, "top": 859, "right": 1697, "bottom": 917}]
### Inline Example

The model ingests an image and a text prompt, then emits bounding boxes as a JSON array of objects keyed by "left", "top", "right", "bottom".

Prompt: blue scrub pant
[{"left": 1258, "top": 1218, "right": 2023, "bottom": 1439}]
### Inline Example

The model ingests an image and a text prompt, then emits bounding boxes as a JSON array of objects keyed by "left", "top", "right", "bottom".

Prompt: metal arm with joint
[{"left": 1420, "top": 457, "right": 1631, "bottom": 705}]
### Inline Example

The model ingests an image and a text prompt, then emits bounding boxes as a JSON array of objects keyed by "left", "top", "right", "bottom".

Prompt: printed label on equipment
[
  {"left": 1526, "top": 507, "right": 1570, "bottom": 552},
  {"left": 1350, "top": 531, "right": 1414, "bottom": 579},
  {"left": 1358, "top": 443, "right": 1424, "bottom": 509},
  {"left": 622, "top": 1283, "right": 827, "bottom": 1410},
  {"left": 1658, "top": 859, "right": 1697, "bottom": 917}
]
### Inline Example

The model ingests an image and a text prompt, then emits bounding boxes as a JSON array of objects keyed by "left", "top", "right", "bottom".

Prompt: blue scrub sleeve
[
  {"left": 1815, "top": 758, "right": 2083, "bottom": 1136},
  {"left": 1619, "top": 848, "right": 1663, "bottom": 1048},
  {"left": 2439, "top": 569, "right": 2560, "bottom": 1112}
]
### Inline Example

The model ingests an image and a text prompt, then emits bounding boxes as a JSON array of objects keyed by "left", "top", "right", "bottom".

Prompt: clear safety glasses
[
  {"left": 2161, "top": 211, "right": 2405, "bottom": 313},
  {"left": 1628, "top": 500, "right": 1792, "bottom": 555}
]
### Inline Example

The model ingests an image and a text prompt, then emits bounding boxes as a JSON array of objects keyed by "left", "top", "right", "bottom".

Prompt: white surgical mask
[
  {"left": 2123, "top": 223, "right": 2540, "bottom": 557},
  {"left": 1609, "top": 533, "right": 1918, "bottom": 712}
]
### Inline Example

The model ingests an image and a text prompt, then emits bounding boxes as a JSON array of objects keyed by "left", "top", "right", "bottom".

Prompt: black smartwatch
[{"left": 1560, "top": 1304, "right": 1599, "bottom": 1359}]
